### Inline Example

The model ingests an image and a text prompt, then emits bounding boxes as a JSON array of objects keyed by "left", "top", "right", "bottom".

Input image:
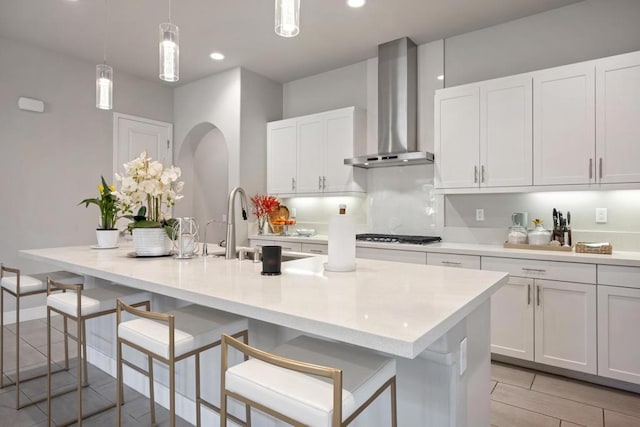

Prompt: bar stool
[
  {"left": 116, "top": 300, "right": 250, "bottom": 427},
  {"left": 0, "top": 265, "right": 84, "bottom": 409},
  {"left": 46, "top": 278, "right": 151, "bottom": 427},
  {"left": 221, "top": 334, "right": 398, "bottom": 427}
]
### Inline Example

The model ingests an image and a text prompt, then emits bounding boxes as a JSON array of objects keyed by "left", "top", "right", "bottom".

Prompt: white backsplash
[{"left": 279, "top": 196, "right": 368, "bottom": 235}]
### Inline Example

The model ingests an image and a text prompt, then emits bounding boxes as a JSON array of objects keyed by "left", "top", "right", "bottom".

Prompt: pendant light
[
  {"left": 96, "top": 0, "right": 113, "bottom": 110},
  {"left": 159, "top": 0, "right": 179, "bottom": 82},
  {"left": 275, "top": 0, "right": 300, "bottom": 37}
]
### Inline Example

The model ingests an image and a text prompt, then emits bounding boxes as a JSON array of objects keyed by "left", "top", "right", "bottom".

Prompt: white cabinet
[
  {"left": 435, "top": 86, "right": 479, "bottom": 189},
  {"left": 534, "top": 279, "right": 597, "bottom": 374},
  {"left": 598, "top": 285, "right": 640, "bottom": 384},
  {"left": 267, "top": 107, "right": 366, "bottom": 196},
  {"left": 427, "top": 253, "right": 480, "bottom": 270},
  {"left": 596, "top": 51, "right": 640, "bottom": 184},
  {"left": 533, "top": 62, "right": 596, "bottom": 185},
  {"left": 356, "top": 247, "right": 426, "bottom": 264},
  {"left": 435, "top": 75, "right": 532, "bottom": 189},
  {"left": 481, "top": 75, "right": 532, "bottom": 187},
  {"left": 301, "top": 242, "right": 328, "bottom": 255},
  {"left": 491, "top": 277, "right": 534, "bottom": 361},
  {"left": 249, "top": 239, "right": 302, "bottom": 253}
]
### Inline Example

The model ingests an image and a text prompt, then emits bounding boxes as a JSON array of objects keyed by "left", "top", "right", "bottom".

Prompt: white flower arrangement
[{"left": 114, "top": 151, "right": 184, "bottom": 232}]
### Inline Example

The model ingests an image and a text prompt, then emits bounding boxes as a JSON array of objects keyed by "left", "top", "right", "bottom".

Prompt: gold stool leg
[
  {"left": 390, "top": 377, "right": 397, "bottom": 427},
  {"left": 82, "top": 319, "right": 89, "bottom": 386},
  {"left": 116, "top": 338, "right": 123, "bottom": 427},
  {"left": 63, "top": 316, "right": 69, "bottom": 370},
  {"left": 76, "top": 316, "right": 83, "bottom": 427},
  {"left": 195, "top": 352, "right": 201, "bottom": 427},
  {"left": 47, "top": 307, "right": 53, "bottom": 427},
  {"left": 15, "top": 291, "right": 21, "bottom": 410},
  {"left": 243, "top": 331, "right": 251, "bottom": 427},
  {"left": 170, "top": 359, "right": 176, "bottom": 427},
  {"left": 148, "top": 355, "right": 156, "bottom": 425},
  {"left": 0, "top": 287, "right": 4, "bottom": 389}
]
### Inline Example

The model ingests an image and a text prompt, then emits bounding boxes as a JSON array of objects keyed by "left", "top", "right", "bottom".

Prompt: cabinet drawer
[
  {"left": 249, "top": 240, "right": 302, "bottom": 253},
  {"left": 356, "top": 247, "right": 426, "bottom": 264},
  {"left": 598, "top": 265, "right": 640, "bottom": 289},
  {"left": 427, "top": 253, "right": 480, "bottom": 270},
  {"left": 301, "top": 243, "right": 328, "bottom": 255},
  {"left": 482, "top": 256, "right": 596, "bottom": 284}
]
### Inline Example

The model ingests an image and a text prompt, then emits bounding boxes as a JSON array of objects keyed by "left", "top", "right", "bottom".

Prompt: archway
[{"left": 175, "top": 122, "right": 229, "bottom": 245}]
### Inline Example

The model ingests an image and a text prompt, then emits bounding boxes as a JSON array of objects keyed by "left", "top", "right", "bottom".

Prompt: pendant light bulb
[
  {"left": 159, "top": 22, "right": 179, "bottom": 82},
  {"left": 96, "top": 64, "right": 113, "bottom": 110},
  {"left": 275, "top": 0, "right": 300, "bottom": 37}
]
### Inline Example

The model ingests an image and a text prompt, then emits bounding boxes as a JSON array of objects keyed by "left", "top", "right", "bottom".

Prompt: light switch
[
  {"left": 595, "top": 208, "right": 607, "bottom": 224},
  {"left": 475, "top": 209, "right": 484, "bottom": 221}
]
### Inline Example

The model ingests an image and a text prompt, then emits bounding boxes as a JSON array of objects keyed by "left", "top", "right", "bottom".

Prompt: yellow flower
[
  {"left": 110, "top": 185, "right": 116, "bottom": 192},
  {"left": 98, "top": 184, "right": 105, "bottom": 194}
]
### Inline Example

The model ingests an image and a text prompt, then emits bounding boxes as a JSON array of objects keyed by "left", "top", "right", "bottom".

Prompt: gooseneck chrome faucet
[{"left": 225, "top": 186, "right": 248, "bottom": 259}]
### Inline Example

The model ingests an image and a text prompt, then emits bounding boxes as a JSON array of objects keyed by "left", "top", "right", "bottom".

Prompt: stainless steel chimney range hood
[{"left": 344, "top": 37, "right": 434, "bottom": 169}]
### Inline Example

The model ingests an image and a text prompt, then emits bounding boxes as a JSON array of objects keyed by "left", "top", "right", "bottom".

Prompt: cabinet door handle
[
  {"left": 599, "top": 157, "right": 603, "bottom": 180},
  {"left": 441, "top": 261, "right": 462, "bottom": 265},
  {"left": 323, "top": 176, "right": 326, "bottom": 189},
  {"left": 537, "top": 285, "right": 541, "bottom": 306},
  {"left": 527, "top": 284, "right": 531, "bottom": 305},
  {"left": 318, "top": 176, "right": 322, "bottom": 190},
  {"left": 589, "top": 158, "right": 593, "bottom": 180},
  {"left": 309, "top": 249, "right": 323, "bottom": 254},
  {"left": 522, "top": 267, "right": 546, "bottom": 273},
  {"left": 474, "top": 166, "right": 478, "bottom": 183},
  {"left": 481, "top": 165, "right": 486, "bottom": 183},
  {"left": 292, "top": 178, "right": 296, "bottom": 190}
]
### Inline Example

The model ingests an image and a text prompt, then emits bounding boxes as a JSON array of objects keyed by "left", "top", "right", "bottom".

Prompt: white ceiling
[{"left": 0, "top": 0, "right": 581, "bottom": 85}]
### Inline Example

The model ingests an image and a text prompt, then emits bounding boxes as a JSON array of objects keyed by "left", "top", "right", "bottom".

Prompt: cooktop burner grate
[{"left": 355, "top": 234, "right": 441, "bottom": 245}]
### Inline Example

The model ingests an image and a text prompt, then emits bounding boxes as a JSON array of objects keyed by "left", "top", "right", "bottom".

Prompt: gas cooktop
[{"left": 355, "top": 234, "right": 442, "bottom": 245}]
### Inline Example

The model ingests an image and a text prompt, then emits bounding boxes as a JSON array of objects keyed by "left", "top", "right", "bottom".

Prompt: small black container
[{"left": 261, "top": 245, "right": 282, "bottom": 276}]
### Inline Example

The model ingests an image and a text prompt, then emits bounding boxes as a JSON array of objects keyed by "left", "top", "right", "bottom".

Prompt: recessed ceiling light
[
  {"left": 209, "top": 52, "right": 225, "bottom": 60},
  {"left": 347, "top": 0, "right": 366, "bottom": 8}
]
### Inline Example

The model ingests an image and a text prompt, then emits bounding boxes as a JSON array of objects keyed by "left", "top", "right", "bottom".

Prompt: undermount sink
[{"left": 211, "top": 248, "right": 311, "bottom": 262}]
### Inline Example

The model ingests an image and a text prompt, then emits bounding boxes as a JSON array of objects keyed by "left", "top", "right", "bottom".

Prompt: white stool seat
[
  {"left": 47, "top": 285, "right": 149, "bottom": 317},
  {"left": 118, "top": 305, "right": 248, "bottom": 359},
  {"left": 1, "top": 271, "right": 83, "bottom": 295},
  {"left": 225, "top": 336, "right": 396, "bottom": 427}
]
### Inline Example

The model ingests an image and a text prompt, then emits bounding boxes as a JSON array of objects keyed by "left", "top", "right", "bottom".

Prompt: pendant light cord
[{"left": 103, "top": 0, "right": 108, "bottom": 64}]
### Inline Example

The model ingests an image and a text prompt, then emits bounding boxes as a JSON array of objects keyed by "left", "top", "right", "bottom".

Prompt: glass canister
[
  {"left": 507, "top": 225, "right": 528, "bottom": 244},
  {"left": 528, "top": 225, "right": 552, "bottom": 245}
]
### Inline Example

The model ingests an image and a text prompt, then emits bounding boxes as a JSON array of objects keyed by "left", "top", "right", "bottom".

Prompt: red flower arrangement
[{"left": 250, "top": 194, "right": 280, "bottom": 218}]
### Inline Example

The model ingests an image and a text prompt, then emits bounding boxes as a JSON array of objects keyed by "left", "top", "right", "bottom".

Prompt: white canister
[{"left": 528, "top": 226, "right": 552, "bottom": 245}]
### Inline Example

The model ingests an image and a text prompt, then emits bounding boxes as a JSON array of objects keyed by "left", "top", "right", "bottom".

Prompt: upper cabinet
[
  {"left": 435, "top": 50, "right": 640, "bottom": 193},
  {"left": 267, "top": 106, "right": 366, "bottom": 197},
  {"left": 533, "top": 62, "right": 595, "bottom": 185},
  {"left": 435, "top": 75, "right": 532, "bottom": 189},
  {"left": 596, "top": 51, "right": 640, "bottom": 184}
]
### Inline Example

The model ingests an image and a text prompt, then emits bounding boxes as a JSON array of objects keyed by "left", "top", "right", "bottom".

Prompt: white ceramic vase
[
  {"left": 95, "top": 229, "right": 119, "bottom": 248},
  {"left": 132, "top": 228, "right": 172, "bottom": 256}
]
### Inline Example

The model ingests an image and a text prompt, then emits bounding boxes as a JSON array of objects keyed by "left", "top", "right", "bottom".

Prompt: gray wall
[
  {"left": 444, "top": 0, "right": 640, "bottom": 87},
  {"left": 0, "top": 36, "right": 173, "bottom": 276}
]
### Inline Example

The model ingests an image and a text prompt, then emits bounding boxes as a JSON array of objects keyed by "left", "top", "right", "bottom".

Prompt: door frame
[{"left": 112, "top": 112, "right": 174, "bottom": 179}]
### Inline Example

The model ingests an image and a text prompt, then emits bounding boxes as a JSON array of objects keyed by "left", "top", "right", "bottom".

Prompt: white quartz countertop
[
  {"left": 20, "top": 244, "right": 507, "bottom": 359},
  {"left": 251, "top": 234, "right": 640, "bottom": 267}
]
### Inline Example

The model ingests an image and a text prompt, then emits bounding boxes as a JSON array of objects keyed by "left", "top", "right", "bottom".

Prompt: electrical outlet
[
  {"left": 595, "top": 208, "right": 608, "bottom": 224},
  {"left": 475, "top": 209, "right": 485, "bottom": 221},
  {"left": 460, "top": 337, "right": 468, "bottom": 376}
]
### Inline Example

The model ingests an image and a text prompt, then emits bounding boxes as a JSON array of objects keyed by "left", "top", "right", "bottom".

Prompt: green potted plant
[
  {"left": 114, "top": 151, "right": 184, "bottom": 256},
  {"left": 79, "top": 176, "right": 121, "bottom": 248}
]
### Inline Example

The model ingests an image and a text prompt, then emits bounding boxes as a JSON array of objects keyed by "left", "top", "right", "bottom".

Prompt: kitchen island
[{"left": 21, "top": 244, "right": 507, "bottom": 427}]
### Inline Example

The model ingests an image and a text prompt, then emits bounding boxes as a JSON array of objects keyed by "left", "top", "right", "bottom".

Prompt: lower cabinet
[
  {"left": 426, "top": 252, "right": 481, "bottom": 269},
  {"left": 491, "top": 277, "right": 597, "bottom": 375},
  {"left": 356, "top": 247, "right": 426, "bottom": 264},
  {"left": 597, "top": 285, "right": 640, "bottom": 384},
  {"left": 249, "top": 239, "right": 302, "bottom": 253},
  {"left": 491, "top": 277, "right": 534, "bottom": 361}
]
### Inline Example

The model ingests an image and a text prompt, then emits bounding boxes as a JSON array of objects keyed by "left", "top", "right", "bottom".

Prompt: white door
[
  {"left": 481, "top": 75, "right": 533, "bottom": 187},
  {"left": 324, "top": 108, "right": 356, "bottom": 193},
  {"left": 434, "top": 86, "right": 480, "bottom": 189},
  {"left": 598, "top": 285, "right": 640, "bottom": 384},
  {"left": 596, "top": 51, "right": 640, "bottom": 184},
  {"left": 267, "top": 119, "right": 297, "bottom": 195},
  {"left": 491, "top": 277, "right": 534, "bottom": 361},
  {"left": 296, "top": 114, "right": 325, "bottom": 194},
  {"left": 113, "top": 113, "right": 172, "bottom": 177},
  {"left": 533, "top": 63, "right": 595, "bottom": 185},
  {"left": 534, "top": 279, "right": 597, "bottom": 374}
]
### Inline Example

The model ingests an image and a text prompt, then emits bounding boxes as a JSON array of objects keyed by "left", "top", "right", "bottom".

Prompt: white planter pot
[
  {"left": 95, "top": 229, "right": 119, "bottom": 248},
  {"left": 132, "top": 228, "right": 172, "bottom": 256}
]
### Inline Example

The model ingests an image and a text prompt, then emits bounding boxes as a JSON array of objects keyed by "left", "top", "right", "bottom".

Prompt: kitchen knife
[
  {"left": 553, "top": 208, "right": 558, "bottom": 229},
  {"left": 558, "top": 212, "right": 563, "bottom": 229},
  {"left": 567, "top": 211, "right": 571, "bottom": 228}
]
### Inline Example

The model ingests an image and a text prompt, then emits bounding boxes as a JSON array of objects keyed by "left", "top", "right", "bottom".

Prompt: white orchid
[{"left": 115, "top": 151, "right": 185, "bottom": 222}]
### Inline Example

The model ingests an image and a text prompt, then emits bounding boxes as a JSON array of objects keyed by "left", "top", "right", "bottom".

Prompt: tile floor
[{"left": 3, "top": 318, "right": 640, "bottom": 426}]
